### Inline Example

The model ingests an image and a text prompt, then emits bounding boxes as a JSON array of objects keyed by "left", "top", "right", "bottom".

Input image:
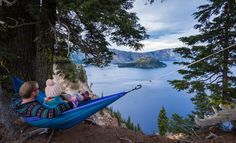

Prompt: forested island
[{"left": 117, "top": 57, "right": 167, "bottom": 69}]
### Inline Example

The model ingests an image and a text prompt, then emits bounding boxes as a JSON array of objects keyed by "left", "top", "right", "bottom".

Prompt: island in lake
[{"left": 117, "top": 57, "right": 167, "bottom": 69}]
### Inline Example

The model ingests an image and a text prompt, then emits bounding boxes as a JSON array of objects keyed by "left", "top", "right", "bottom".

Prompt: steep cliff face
[{"left": 111, "top": 48, "right": 180, "bottom": 63}]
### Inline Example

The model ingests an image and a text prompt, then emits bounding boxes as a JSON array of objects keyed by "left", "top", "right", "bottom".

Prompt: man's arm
[{"left": 29, "top": 101, "right": 74, "bottom": 118}]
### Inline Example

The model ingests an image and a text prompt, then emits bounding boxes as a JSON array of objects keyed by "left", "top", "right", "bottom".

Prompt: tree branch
[
  {"left": 191, "top": 128, "right": 202, "bottom": 142},
  {"left": 57, "top": 17, "right": 71, "bottom": 56},
  {"left": 0, "top": 21, "right": 5, "bottom": 25},
  {"left": 210, "top": 75, "right": 223, "bottom": 84},
  {"left": 46, "top": 129, "right": 54, "bottom": 143},
  {"left": 119, "top": 137, "right": 133, "bottom": 143},
  {"left": 8, "top": 22, "right": 37, "bottom": 29},
  {"left": 199, "top": 73, "right": 218, "bottom": 82},
  {"left": 48, "top": 20, "right": 58, "bottom": 48},
  {"left": 2, "top": 0, "right": 17, "bottom": 7},
  {"left": 19, "top": 128, "right": 49, "bottom": 143},
  {"left": 6, "top": 17, "right": 37, "bottom": 29}
]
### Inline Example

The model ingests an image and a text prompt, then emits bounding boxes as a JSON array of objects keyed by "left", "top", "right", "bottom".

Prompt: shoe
[{"left": 82, "top": 91, "right": 91, "bottom": 101}]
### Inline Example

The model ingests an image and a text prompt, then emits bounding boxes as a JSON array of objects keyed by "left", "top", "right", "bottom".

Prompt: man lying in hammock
[{"left": 15, "top": 81, "right": 78, "bottom": 118}]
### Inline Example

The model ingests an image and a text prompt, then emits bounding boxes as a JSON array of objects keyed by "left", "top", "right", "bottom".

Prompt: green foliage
[
  {"left": 136, "top": 124, "right": 141, "bottom": 132},
  {"left": 107, "top": 107, "right": 142, "bottom": 132},
  {"left": 191, "top": 93, "right": 212, "bottom": 118},
  {"left": 0, "top": 0, "right": 149, "bottom": 89},
  {"left": 0, "top": 48, "right": 16, "bottom": 97},
  {"left": 55, "top": 0, "right": 149, "bottom": 66},
  {"left": 126, "top": 116, "right": 132, "bottom": 129},
  {"left": 78, "top": 65, "right": 87, "bottom": 83},
  {"left": 113, "top": 110, "right": 122, "bottom": 126},
  {"left": 169, "top": 0, "right": 236, "bottom": 117},
  {"left": 146, "top": 0, "right": 165, "bottom": 4},
  {"left": 54, "top": 55, "right": 78, "bottom": 82},
  {"left": 107, "top": 107, "right": 124, "bottom": 126},
  {"left": 168, "top": 113, "right": 194, "bottom": 134},
  {"left": 158, "top": 107, "right": 169, "bottom": 136}
]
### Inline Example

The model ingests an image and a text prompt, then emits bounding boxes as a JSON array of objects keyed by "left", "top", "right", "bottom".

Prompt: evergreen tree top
[{"left": 0, "top": 0, "right": 149, "bottom": 67}]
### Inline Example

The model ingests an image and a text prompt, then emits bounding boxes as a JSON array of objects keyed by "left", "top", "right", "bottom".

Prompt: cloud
[
  {"left": 133, "top": 0, "right": 207, "bottom": 32},
  {"left": 110, "top": 0, "right": 207, "bottom": 52},
  {"left": 111, "top": 28, "right": 199, "bottom": 52},
  {"left": 140, "top": 28, "right": 199, "bottom": 52}
]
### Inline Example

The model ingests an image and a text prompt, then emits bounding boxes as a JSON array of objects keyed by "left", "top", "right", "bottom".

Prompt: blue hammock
[{"left": 12, "top": 77, "right": 141, "bottom": 129}]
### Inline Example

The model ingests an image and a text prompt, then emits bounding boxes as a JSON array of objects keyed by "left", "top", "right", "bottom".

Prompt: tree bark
[
  {"left": 35, "top": 0, "right": 56, "bottom": 88},
  {"left": 0, "top": 82, "right": 18, "bottom": 137},
  {"left": 221, "top": 0, "right": 231, "bottom": 102}
]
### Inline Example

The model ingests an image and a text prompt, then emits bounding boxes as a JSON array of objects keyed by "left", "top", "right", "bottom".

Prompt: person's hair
[{"left": 19, "top": 81, "right": 38, "bottom": 99}]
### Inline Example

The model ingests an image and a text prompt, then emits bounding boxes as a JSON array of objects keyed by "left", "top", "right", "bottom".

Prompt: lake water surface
[{"left": 85, "top": 61, "right": 194, "bottom": 134}]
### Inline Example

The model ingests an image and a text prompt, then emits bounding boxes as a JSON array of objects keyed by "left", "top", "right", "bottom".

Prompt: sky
[{"left": 111, "top": 0, "right": 207, "bottom": 52}]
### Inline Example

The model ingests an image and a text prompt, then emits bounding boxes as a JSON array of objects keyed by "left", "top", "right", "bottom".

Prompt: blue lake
[{"left": 85, "top": 61, "right": 194, "bottom": 134}]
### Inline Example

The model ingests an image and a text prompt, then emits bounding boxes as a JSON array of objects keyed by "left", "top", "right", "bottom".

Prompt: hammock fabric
[{"left": 12, "top": 77, "right": 129, "bottom": 129}]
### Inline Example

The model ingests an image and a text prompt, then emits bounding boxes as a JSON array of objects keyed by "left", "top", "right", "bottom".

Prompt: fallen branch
[
  {"left": 1, "top": 0, "right": 17, "bottom": 6},
  {"left": 84, "top": 118, "right": 100, "bottom": 126},
  {"left": 206, "top": 132, "right": 218, "bottom": 140},
  {"left": 46, "top": 129, "right": 55, "bottom": 143},
  {"left": 19, "top": 128, "right": 49, "bottom": 143},
  {"left": 119, "top": 137, "right": 133, "bottom": 143},
  {"left": 195, "top": 104, "right": 236, "bottom": 127},
  {"left": 191, "top": 128, "right": 202, "bottom": 142}
]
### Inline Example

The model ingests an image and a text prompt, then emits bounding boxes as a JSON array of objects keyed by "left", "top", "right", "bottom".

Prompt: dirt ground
[
  {"left": 24, "top": 123, "right": 173, "bottom": 143},
  {"left": 1, "top": 122, "right": 236, "bottom": 143}
]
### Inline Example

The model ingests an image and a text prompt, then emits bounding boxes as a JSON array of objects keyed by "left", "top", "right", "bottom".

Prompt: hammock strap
[{"left": 125, "top": 84, "right": 142, "bottom": 94}]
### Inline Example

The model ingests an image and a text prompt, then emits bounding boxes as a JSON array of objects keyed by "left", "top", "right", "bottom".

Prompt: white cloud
[
  {"left": 140, "top": 28, "right": 199, "bottom": 52},
  {"left": 111, "top": 0, "right": 208, "bottom": 52},
  {"left": 110, "top": 28, "right": 199, "bottom": 52}
]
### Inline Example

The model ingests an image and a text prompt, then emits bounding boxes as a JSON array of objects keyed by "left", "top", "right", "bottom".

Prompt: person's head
[
  {"left": 45, "top": 79, "right": 62, "bottom": 98},
  {"left": 19, "top": 81, "right": 39, "bottom": 99}
]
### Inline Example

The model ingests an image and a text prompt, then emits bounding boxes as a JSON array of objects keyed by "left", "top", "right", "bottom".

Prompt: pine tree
[
  {"left": 78, "top": 65, "right": 87, "bottom": 83},
  {"left": 158, "top": 106, "right": 169, "bottom": 136},
  {"left": 54, "top": 55, "right": 78, "bottom": 82},
  {"left": 116, "top": 111, "right": 122, "bottom": 125},
  {"left": 126, "top": 116, "right": 132, "bottom": 129},
  {"left": 168, "top": 113, "right": 194, "bottom": 134},
  {"left": 137, "top": 124, "right": 142, "bottom": 132},
  {"left": 169, "top": 0, "right": 236, "bottom": 117},
  {"left": 0, "top": 0, "right": 149, "bottom": 88}
]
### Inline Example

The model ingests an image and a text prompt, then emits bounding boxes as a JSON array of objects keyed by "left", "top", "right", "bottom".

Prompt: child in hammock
[
  {"left": 63, "top": 83, "right": 91, "bottom": 103},
  {"left": 44, "top": 79, "right": 78, "bottom": 108},
  {"left": 44, "top": 79, "right": 90, "bottom": 108}
]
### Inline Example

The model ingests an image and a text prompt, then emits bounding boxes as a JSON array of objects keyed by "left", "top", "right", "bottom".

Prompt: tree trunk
[
  {"left": 35, "top": 0, "right": 56, "bottom": 89},
  {"left": 0, "top": 82, "right": 18, "bottom": 137},
  {"left": 222, "top": 0, "right": 231, "bottom": 102}
]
